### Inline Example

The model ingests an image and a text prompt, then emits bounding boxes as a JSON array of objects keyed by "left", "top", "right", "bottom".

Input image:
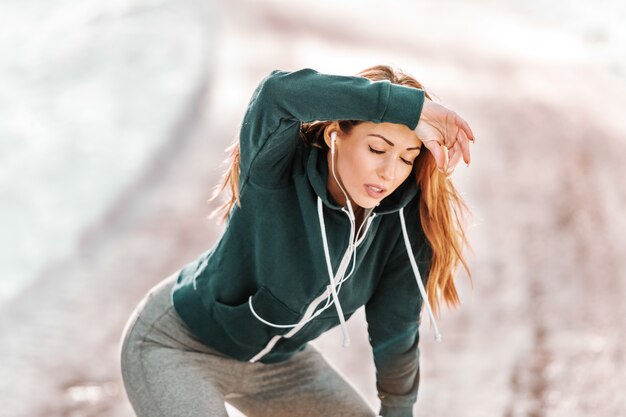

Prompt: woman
[{"left": 120, "top": 65, "right": 474, "bottom": 417}]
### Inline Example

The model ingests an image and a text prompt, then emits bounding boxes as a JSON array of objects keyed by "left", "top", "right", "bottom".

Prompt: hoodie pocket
[{"left": 211, "top": 286, "right": 301, "bottom": 349}]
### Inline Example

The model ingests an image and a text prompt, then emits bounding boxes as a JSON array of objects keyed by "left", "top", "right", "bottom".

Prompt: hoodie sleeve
[
  {"left": 365, "top": 203, "right": 432, "bottom": 417},
  {"left": 238, "top": 68, "right": 425, "bottom": 188}
]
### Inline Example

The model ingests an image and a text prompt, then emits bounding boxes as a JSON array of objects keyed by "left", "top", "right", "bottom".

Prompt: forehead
[{"left": 354, "top": 121, "right": 422, "bottom": 147}]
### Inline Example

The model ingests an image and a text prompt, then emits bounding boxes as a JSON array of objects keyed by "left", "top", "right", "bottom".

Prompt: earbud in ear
[{"left": 330, "top": 132, "right": 337, "bottom": 154}]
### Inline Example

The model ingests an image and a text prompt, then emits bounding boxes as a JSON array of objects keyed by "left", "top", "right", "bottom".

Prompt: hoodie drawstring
[
  {"left": 319, "top": 199, "right": 352, "bottom": 347},
  {"left": 248, "top": 197, "right": 375, "bottom": 345},
  {"left": 317, "top": 197, "right": 375, "bottom": 347},
  {"left": 249, "top": 203, "right": 441, "bottom": 348},
  {"left": 399, "top": 207, "right": 442, "bottom": 342},
  {"left": 250, "top": 139, "right": 441, "bottom": 352}
]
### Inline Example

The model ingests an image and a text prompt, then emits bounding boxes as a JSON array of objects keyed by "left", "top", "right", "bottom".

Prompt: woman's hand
[{"left": 415, "top": 100, "right": 475, "bottom": 176}]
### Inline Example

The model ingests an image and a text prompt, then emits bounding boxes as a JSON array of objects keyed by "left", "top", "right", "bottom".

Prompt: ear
[{"left": 323, "top": 121, "right": 342, "bottom": 149}]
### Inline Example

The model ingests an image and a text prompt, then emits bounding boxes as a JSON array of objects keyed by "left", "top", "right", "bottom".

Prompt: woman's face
[{"left": 326, "top": 121, "right": 423, "bottom": 209}]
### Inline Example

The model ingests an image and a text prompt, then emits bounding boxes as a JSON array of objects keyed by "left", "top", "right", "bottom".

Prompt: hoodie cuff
[
  {"left": 379, "top": 404, "right": 414, "bottom": 417},
  {"left": 380, "top": 83, "right": 425, "bottom": 130}
]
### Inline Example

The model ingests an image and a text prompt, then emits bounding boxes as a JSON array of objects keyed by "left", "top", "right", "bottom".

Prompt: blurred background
[{"left": 1, "top": 0, "right": 625, "bottom": 416}]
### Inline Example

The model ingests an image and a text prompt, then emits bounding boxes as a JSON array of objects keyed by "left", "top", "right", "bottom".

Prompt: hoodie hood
[{"left": 306, "top": 146, "right": 418, "bottom": 215}]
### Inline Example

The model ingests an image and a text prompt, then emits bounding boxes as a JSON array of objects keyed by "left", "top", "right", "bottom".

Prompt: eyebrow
[{"left": 368, "top": 134, "right": 421, "bottom": 150}]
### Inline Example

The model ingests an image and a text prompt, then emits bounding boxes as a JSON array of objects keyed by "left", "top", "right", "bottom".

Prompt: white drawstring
[
  {"left": 248, "top": 143, "right": 381, "bottom": 350},
  {"left": 319, "top": 200, "right": 351, "bottom": 347},
  {"left": 248, "top": 197, "right": 375, "bottom": 343},
  {"left": 399, "top": 207, "right": 442, "bottom": 342}
]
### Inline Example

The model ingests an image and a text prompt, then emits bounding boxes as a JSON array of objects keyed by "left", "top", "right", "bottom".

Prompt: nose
[{"left": 378, "top": 157, "right": 396, "bottom": 182}]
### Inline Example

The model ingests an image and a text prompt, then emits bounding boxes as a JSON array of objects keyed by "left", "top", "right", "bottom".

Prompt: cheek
[
  {"left": 401, "top": 162, "right": 414, "bottom": 177},
  {"left": 341, "top": 148, "right": 372, "bottom": 178},
  {"left": 398, "top": 164, "right": 414, "bottom": 183},
  {"left": 355, "top": 154, "right": 382, "bottom": 181}
]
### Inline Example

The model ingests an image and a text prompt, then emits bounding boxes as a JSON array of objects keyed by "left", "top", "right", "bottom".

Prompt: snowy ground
[{"left": 1, "top": 0, "right": 625, "bottom": 416}]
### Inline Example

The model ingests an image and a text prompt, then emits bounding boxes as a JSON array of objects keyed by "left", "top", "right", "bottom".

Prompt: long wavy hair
[{"left": 210, "top": 65, "right": 472, "bottom": 315}]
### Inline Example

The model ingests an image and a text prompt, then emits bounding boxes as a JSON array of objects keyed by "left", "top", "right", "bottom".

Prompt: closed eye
[{"left": 369, "top": 146, "right": 415, "bottom": 166}]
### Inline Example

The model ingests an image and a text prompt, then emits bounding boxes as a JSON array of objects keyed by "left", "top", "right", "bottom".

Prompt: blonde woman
[{"left": 120, "top": 66, "right": 474, "bottom": 417}]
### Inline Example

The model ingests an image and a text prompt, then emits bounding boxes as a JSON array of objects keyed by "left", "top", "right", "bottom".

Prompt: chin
[
  {"left": 346, "top": 185, "right": 383, "bottom": 209},
  {"left": 353, "top": 197, "right": 379, "bottom": 210}
]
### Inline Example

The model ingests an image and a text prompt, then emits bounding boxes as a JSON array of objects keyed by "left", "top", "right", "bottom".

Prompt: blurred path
[
  {"left": 2, "top": 1, "right": 625, "bottom": 417},
  {"left": 0, "top": 67, "right": 223, "bottom": 417},
  {"left": 0, "top": 0, "right": 214, "bottom": 303}
]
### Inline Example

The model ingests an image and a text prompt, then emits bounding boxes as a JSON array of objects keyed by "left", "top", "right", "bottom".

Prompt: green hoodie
[{"left": 172, "top": 68, "right": 433, "bottom": 417}]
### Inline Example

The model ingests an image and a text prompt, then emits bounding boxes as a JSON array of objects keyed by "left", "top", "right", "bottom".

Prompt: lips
[{"left": 364, "top": 184, "right": 386, "bottom": 198}]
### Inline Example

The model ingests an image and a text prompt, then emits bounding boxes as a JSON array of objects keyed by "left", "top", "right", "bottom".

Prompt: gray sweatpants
[{"left": 119, "top": 271, "right": 377, "bottom": 417}]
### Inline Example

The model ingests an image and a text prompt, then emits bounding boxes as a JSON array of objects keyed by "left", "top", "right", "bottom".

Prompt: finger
[
  {"left": 458, "top": 128, "right": 472, "bottom": 165},
  {"left": 444, "top": 125, "right": 459, "bottom": 150},
  {"left": 456, "top": 114, "right": 475, "bottom": 142},
  {"left": 447, "top": 141, "right": 463, "bottom": 175},
  {"left": 448, "top": 144, "right": 456, "bottom": 167},
  {"left": 423, "top": 140, "right": 446, "bottom": 172}
]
